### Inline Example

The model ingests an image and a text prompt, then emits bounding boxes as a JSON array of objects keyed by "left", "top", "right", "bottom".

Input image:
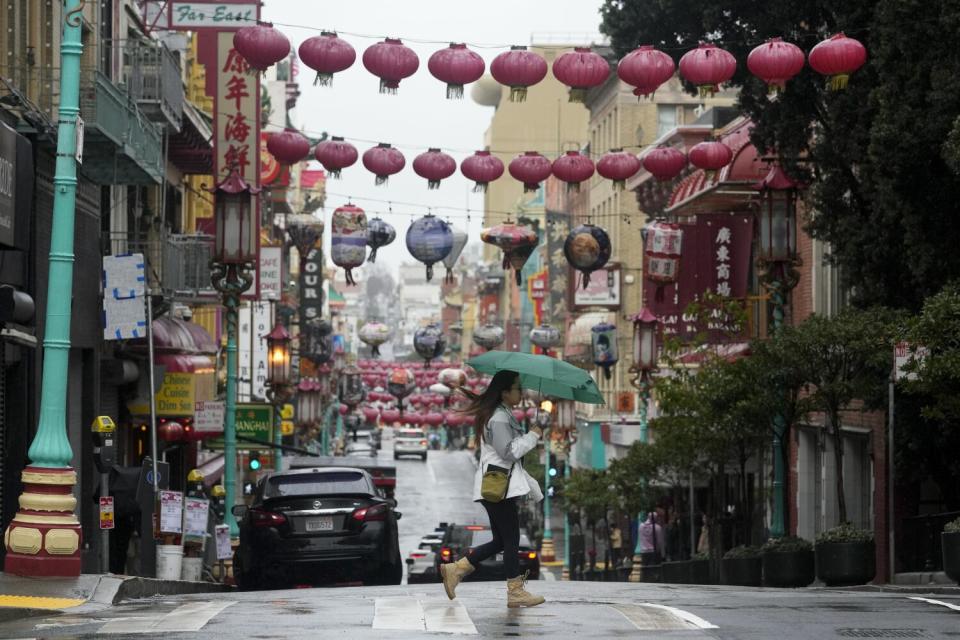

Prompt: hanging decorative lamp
[
  {"left": 233, "top": 22, "right": 290, "bottom": 72},
  {"left": 362, "top": 143, "right": 405, "bottom": 186},
  {"left": 338, "top": 365, "right": 366, "bottom": 407},
  {"left": 617, "top": 45, "right": 676, "bottom": 98},
  {"left": 314, "top": 136, "right": 358, "bottom": 179},
  {"left": 481, "top": 222, "right": 539, "bottom": 285},
  {"left": 413, "top": 148, "right": 457, "bottom": 189},
  {"left": 552, "top": 47, "right": 610, "bottom": 102},
  {"left": 428, "top": 43, "right": 485, "bottom": 99},
  {"left": 386, "top": 367, "right": 416, "bottom": 415},
  {"left": 642, "top": 145, "right": 687, "bottom": 181},
  {"left": 330, "top": 203, "right": 368, "bottom": 286},
  {"left": 808, "top": 32, "right": 867, "bottom": 90},
  {"left": 508, "top": 151, "right": 553, "bottom": 192},
  {"left": 442, "top": 228, "right": 468, "bottom": 284},
  {"left": 529, "top": 324, "right": 561, "bottom": 356},
  {"left": 490, "top": 46, "right": 548, "bottom": 102},
  {"left": 359, "top": 321, "right": 393, "bottom": 358},
  {"left": 365, "top": 217, "right": 396, "bottom": 263},
  {"left": 414, "top": 323, "right": 447, "bottom": 364},
  {"left": 298, "top": 31, "right": 356, "bottom": 86},
  {"left": 642, "top": 221, "right": 683, "bottom": 300},
  {"left": 438, "top": 368, "right": 467, "bottom": 389},
  {"left": 747, "top": 37, "right": 805, "bottom": 93},
  {"left": 406, "top": 214, "right": 453, "bottom": 281},
  {"left": 591, "top": 321, "right": 619, "bottom": 380},
  {"left": 564, "top": 223, "right": 612, "bottom": 289},
  {"left": 679, "top": 43, "right": 737, "bottom": 97},
  {"left": 473, "top": 323, "right": 505, "bottom": 351},
  {"left": 596, "top": 149, "right": 642, "bottom": 190},
  {"left": 266, "top": 128, "right": 310, "bottom": 165},
  {"left": 689, "top": 140, "right": 733, "bottom": 177},
  {"left": 460, "top": 151, "right": 504, "bottom": 192},
  {"left": 551, "top": 150, "right": 595, "bottom": 192},
  {"left": 362, "top": 37, "right": 419, "bottom": 94}
]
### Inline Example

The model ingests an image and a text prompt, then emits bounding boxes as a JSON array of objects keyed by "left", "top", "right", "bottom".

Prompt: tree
[{"left": 600, "top": 0, "right": 960, "bottom": 311}]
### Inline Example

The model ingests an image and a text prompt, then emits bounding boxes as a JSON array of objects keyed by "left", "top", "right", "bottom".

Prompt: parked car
[
  {"left": 232, "top": 467, "right": 403, "bottom": 589},
  {"left": 394, "top": 428, "right": 428, "bottom": 461},
  {"left": 352, "top": 428, "right": 381, "bottom": 450},
  {"left": 406, "top": 530, "right": 448, "bottom": 583},
  {"left": 435, "top": 524, "right": 539, "bottom": 580},
  {"left": 344, "top": 441, "right": 377, "bottom": 458}
]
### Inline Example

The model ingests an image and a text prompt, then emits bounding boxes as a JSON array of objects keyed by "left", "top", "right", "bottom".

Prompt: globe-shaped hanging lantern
[
  {"left": 338, "top": 366, "right": 366, "bottom": 407},
  {"left": 552, "top": 47, "right": 610, "bottom": 102},
  {"left": 473, "top": 323, "right": 505, "bottom": 351},
  {"left": 591, "top": 321, "right": 619, "bottom": 380},
  {"left": 362, "top": 143, "right": 405, "bottom": 186},
  {"left": 387, "top": 367, "right": 416, "bottom": 414},
  {"left": 233, "top": 23, "right": 290, "bottom": 72},
  {"left": 330, "top": 203, "right": 368, "bottom": 286},
  {"left": 529, "top": 324, "right": 561, "bottom": 355},
  {"left": 414, "top": 323, "right": 446, "bottom": 364},
  {"left": 314, "top": 136, "right": 358, "bottom": 179},
  {"left": 617, "top": 45, "right": 676, "bottom": 98},
  {"left": 460, "top": 151, "right": 504, "bottom": 192},
  {"left": 315, "top": 318, "right": 334, "bottom": 336},
  {"left": 362, "top": 38, "right": 420, "bottom": 94},
  {"left": 480, "top": 222, "right": 539, "bottom": 286},
  {"left": 438, "top": 368, "right": 467, "bottom": 389},
  {"left": 413, "top": 148, "right": 457, "bottom": 189},
  {"left": 564, "top": 223, "right": 612, "bottom": 289},
  {"left": 442, "top": 228, "right": 468, "bottom": 284},
  {"left": 267, "top": 129, "right": 310, "bottom": 165},
  {"left": 428, "top": 43, "right": 485, "bottom": 99},
  {"left": 406, "top": 214, "right": 453, "bottom": 281},
  {"left": 679, "top": 43, "right": 737, "bottom": 97},
  {"left": 365, "top": 217, "right": 396, "bottom": 263},
  {"left": 298, "top": 31, "right": 356, "bottom": 86},
  {"left": 490, "top": 46, "right": 548, "bottom": 102},
  {"left": 358, "top": 321, "right": 392, "bottom": 358}
]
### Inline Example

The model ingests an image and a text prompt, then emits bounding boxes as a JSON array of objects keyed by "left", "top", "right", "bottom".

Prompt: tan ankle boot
[
  {"left": 506, "top": 571, "right": 545, "bottom": 608},
  {"left": 440, "top": 557, "right": 474, "bottom": 600}
]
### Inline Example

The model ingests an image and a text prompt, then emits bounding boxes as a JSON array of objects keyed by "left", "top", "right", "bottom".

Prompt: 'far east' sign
[{"left": 168, "top": 3, "right": 257, "bottom": 30}]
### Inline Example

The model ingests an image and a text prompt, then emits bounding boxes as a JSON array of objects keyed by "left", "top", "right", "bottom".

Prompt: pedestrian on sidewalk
[
  {"left": 609, "top": 523, "right": 623, "bottom": 568},
  {"left": 440, "top": 370, "right": 546, "bottom": 608}
]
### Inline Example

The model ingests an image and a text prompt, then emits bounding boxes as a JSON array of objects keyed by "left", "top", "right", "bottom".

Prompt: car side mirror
[
  {"left": 231, "top": 505, "right": 248, "bottom": 519},
  {"left": 387, "top": 498, "right": 398, "bottom": 508},
  {"left": 405, "top": 557, "right": 414, "bottom": 565},
  {"left": 395, "top": 511, "right": 402, "bottom": 520}
]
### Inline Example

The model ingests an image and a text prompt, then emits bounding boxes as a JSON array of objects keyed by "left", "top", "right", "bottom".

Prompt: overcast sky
[{"left": 261, "top": 0, "right": 605, "bottom": 271}]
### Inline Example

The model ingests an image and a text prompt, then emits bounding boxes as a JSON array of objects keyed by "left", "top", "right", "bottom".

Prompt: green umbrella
[{"left": 466, "top": 350, "right": 605, "bottom": 404}]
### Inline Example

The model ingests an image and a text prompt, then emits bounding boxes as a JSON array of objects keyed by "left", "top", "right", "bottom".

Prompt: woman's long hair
[{"left": 458, "top": 370, "right": 519, "bottom": 445}]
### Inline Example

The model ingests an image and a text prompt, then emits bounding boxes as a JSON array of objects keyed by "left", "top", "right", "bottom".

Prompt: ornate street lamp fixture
[
  {"left": 538, "top": 398, "right": 557, "bottom": 563},
  {"left": 265, "top": 321, "right": 294, "bottom": 470},
  {"left": 629, "top": 307, "right": 659, "bottom": 582}
]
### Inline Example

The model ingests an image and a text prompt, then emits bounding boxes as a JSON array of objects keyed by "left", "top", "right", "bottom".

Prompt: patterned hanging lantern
[
  {"left": 808, "top": 32, "right": 867, "bottom": 91},
  {"left": 386, "top": 367, "right": 416, "bottom": 415},
  {"left": 529, "top": 324, "right": 561, "bottom": 356},
  {"left": 747, "top": 37, "right": 805, "bottom": 93},
  {"left": 442, "top": 228, "right": 468, "bottom": 284},
  {"left": 414, "top": 323, "right": 447, "bottom": 364},
  {"left": 481, "top": 222, "right": 539, "bottom": 285},
  {"left": 428, "top": 43, "right": 485, "bottom": 99},
  {"left": 460, "top": 151, "right": 504, "bottom": 192},
  {"left": 679, "top": 43, "right": 737, "bottom": 97},
  {"left": 413, "top": 148, "right": 457, "bottom": 189},
  {"left": 642, "top": 221, "right": 683, "bottom": 300},
  {"left": 338, "top": 365, "right": 366, "bottom": 407},
  {"left": 365, "top": 217, "right": 396, "bottom": 263},
  {"left": 266, "top": 128, "right": 310, "bottom": 165},
  {"left": 552, "top": 150, "right": 595, "bottom": 192},
  {"left": 406, "top": 214, "right": 453, "bottom": 281},
  {"left": 473, "top": 323, "right": 505, "bottom": 351},
  {"left": 591, "top": 322, "right": 619, "bottom": 380},
  {"left": 642, "top": 145, "right": 687, "bottom": 181},
  {"left": 438, "top": 368, "right": 467, "bottom": 389},
  {"left": 314, "top": 136, "right": 358, "bottom": 179},
  {"left": 617, "top": 45, "right": 676, "bottom": 98},
  {"left": 597, "top": 149, "right": 642, "bottom": 190},
  {"left": 330, "top": 203, "right": 367, "bottom": 286},
  {"left": 508, "top": 151, "right": 553, "bottom": 192},
  {"left": 552, "top": 47, "right": 610, "bottom": 102},
  {"left": 564, "top": 223, "right": 612, "bottom": 289},
  {"left": 362, "top": 143, "right": 406, "bottom": 186},
  {"left": 359, "top": 321, "right": 392, "bottom": 358},
  {"left": 362, "top": 37, "right": 420, "bottom": 94},
  {"left": 233, "top": 23, "right": 290, "bottom": 72},
  {"left": 689, "top": 140, "right": 733, "bottom": 176},
  {"left": 298, "top": 31, "right": 356, "bottom": 86},
  {"left": 490, "top": 46, "right": 548, "bottom": 102}
]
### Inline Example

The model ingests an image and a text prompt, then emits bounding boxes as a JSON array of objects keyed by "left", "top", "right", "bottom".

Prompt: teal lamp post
[
  {"left": 537, "top": 400, "right": 555, "bottom": 563},
  {"left": 628, "top": 307, "right": 659, "bottom": 582},
  {"left": 755, "top": 164, "right": 800, "bottom": 539},
  {"left": 3, "top": 0, "right": 85, "bottom": 577},
  {"left": 209, "top": 168, "right": 259, "bottom": 537}
]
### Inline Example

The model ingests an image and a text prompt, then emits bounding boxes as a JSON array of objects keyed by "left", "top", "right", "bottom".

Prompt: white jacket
[{"left": 472, "top": 405, "right": 544, "bottom": 503}]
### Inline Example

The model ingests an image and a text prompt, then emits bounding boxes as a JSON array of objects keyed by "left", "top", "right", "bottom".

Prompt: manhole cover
[{"left": 837, "top": 630, "right": 928, "bottom": 638}]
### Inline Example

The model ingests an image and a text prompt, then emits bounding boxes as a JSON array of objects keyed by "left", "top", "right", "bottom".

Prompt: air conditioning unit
[{"left": 164, "top": 234, "right": 217, "bottom": 302}]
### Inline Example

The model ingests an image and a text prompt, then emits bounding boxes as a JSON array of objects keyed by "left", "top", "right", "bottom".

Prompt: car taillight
[
  {"left": 411, "top": 552, "right": 427, "bottom": 558},
  {"left": 420, "top": 440, "right": 428, "bottom": 446},
  {"left": 440, "top": 547, "right": 452, "bottom": 561},
  {"left": 526, "top": 551, "right": 537, "bottom": 559},
  {"left": 249, "top": 508, "right": 287, "bottom": 528},
  {"left": 352, "top": 503, "right": 388, "bottom": 522}
]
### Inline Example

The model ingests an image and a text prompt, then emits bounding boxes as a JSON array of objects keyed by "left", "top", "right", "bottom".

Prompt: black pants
[{"left": 467, "top": 498, "right": 520, "bottom": 579}]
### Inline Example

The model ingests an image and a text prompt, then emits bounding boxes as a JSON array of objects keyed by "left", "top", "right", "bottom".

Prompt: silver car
[{"left": 394, "top": 428, "right": 428, "bottom": 461}]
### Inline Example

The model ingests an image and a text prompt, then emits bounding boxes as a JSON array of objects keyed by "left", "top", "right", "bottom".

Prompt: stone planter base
[
  {"left": 762, "top": 549, "right": 815, "bottom": 588},
  {"left": 689, "top": 559, "right": 711, "bottom": 584},
  {"left": 661, "top": 560, "right": 689, "bottom": 584},
  {"left": 815, "top": 540, "right": 876, "bottom": 587},
  {"left": 942, "top": 531, "right": 960, "bottom": 584},
  {"left": 722, "top": 556, "right": 762, "bottom": 586}
]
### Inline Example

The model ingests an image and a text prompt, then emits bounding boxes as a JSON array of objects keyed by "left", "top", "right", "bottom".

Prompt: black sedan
[
  {"left": 435, "top": 524, "right": 540, "bottom": 581},
  {"left": 232, "top": 467, "right": 403, "bottom": 589}
]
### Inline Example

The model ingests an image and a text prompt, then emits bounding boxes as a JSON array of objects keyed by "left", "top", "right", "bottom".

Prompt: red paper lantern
[
  {"left": 158, "top": 421, "right": 184, "bottom": 442},
  {"left": 266, "top": 129, "right": 310, "bottom": 165},
  {"left": 298, "top": 31, "right": 356, "bottom": 86},
  {"left": 552, "top": 47, "right": 610, "bottom": 102},
  {"left": 460, "top": 151, "right": 504, "bottom": 192},
  {"left": 233, "top": 23, "right": 290, "bottom": 72},
  {"left": 617, "top": 45, "right": 675, "bottom": 98},
  {"left": 362, "top": 38, "right": 420, "bottom": 94},
  {"left": 642, "top": 145, "right": 687, "bottom": 181},
  {"left": 362, "top": 143, "right": 406, "bottom": 185},
  {"left": 508, "top": 151, "right": 552, "bottom": 192},
  {"left": 689, "top": 141, "right": 733, "bottom": 174},
  {"left": 380, "top": 408, "right": 401, "bottom": 424},
  {"left": 808, "top": 32, "right": 867, "bottom": 91},
  {"left": 314, "top": 136, "right": 358, "bottom": 179},
  {"left": 490, "top": 46, "right": 548, "bottom": 102},
  {"left": 596, "top": 149, "right": 641, "bottom": 190},
  {"left": 428, "top": 43, "right": 485, "bottom": 99},
  {"left": 362, "top": 406, "right": 379, "bottom": 422},
  {"left": 747, "top": 38, "right": 805, "bottom": 93},
  {"left": 552, "top": 150, "right": 595, "bottom": 192},
  {"left": 679, "top": 43, "right": 737, "bottom": 97},
  {"left": 413, "top": 148, "right": 457, "bottom": 189},
  {"left": 425, "top": 412, "right": 444, "bottom": 427}
]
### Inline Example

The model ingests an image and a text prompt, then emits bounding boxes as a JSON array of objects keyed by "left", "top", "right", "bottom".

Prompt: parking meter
[
  {"left": 210, "top": 485, "right": 226, "bottom": 523},
  {"left": 91, "top": 416, "right": 116, "bottom": 473}
]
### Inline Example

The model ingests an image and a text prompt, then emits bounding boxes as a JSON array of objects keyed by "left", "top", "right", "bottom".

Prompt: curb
[{"left": 112, "top": 577, "right": 234, "bottom": 604}]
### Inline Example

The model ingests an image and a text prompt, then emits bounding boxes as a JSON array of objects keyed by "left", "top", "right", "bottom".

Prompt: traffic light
[{"left": 248, "top": 452, "right": 261, "bottom": 471}]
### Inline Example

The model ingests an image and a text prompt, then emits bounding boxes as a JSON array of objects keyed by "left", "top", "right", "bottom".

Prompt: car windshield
[
  {"left": 399, "top": 430, "right": 423, "bottom": 438},
  {"left": 264, "top": 471, "right": 371, "bottom": 498}
]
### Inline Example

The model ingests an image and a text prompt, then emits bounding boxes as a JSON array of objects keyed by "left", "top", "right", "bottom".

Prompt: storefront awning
[{"left": 128, "top": 316, "right": 217, "bottom": 354}]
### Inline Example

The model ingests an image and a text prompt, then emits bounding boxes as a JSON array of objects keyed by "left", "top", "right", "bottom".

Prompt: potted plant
[
  {"left": 722, "top": 545, "right": 762, "bottom": 586},
  {"left": 689, "top": 551, "right": 711, "bottom": 584},
  {"left": 942, "top": 517, "right": 960, "bottom": 584},
  {"left": 762, "top": 536, "right": 815, "bottom": 587},
  {"left": 815, "top": 522, "right": 876, "bottom": 586}
]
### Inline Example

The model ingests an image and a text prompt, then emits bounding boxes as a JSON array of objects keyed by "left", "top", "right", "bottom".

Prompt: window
[
  {"left": 264, "top": 471, "right": 372, "bottom": 497},
  {"left": 657, "top": 105, "right": 678, "bottom": 138}
]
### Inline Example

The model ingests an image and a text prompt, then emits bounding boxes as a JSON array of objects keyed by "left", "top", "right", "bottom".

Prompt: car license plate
[
  {"left": 305, "top": 517, "right": 334, "bottom": 532},
  {"left": 496, "top": 553, "right": 503, "bottom": 562}
]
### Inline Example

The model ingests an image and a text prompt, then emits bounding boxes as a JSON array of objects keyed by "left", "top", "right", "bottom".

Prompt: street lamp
[
  {"left": 537, "top": 399, "right": 556, "bottom": 563},
  {"left": 556, "top": 400, "right": 576, "bottom": 580},
  {"left": 754, "top": 163, "right": 801, "bottom": 539},
  {"left": 296, "top": 378, "right": 322, "bottom": 433},
  {"left": 265, "top": 320, "right": 293, "bottom": 471},
  {"left": 209, "top": 167, "right": 260, "bottom": 536},
  {"left": 629, "top": 307, "right": 659, "bottom": 582}
]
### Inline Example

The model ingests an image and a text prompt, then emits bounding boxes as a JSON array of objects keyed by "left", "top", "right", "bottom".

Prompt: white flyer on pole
[
  {"left": 159, "top": 490, "right": 183, "bottom": 534},
  {"left": 183, "top": 497, "right": 210, "bottom": 540},
  {"left": 215, "top": 524, "right": 233, "bottom": 560}
]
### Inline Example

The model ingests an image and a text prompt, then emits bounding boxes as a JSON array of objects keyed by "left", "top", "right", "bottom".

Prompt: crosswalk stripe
[
  {"left": 98, "top": 601, "right": 236, "bottom": 634},
  {"left": 909, "top": 596, "right": 960, "bottom": 612},
  {"left": 373, "top": 598, "right": 478, "bottom": 634},
  {"left": 609, "top": 603, "right": 718, "bottom": 630},
  {"left": 422, "top": 600, "right": 479, "bottom": 635},
  {"left": 373, "top": 597, "right": 424, "bottom": 631}
]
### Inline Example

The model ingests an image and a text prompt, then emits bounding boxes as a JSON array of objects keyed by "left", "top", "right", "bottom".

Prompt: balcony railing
[{"left": 125, "top": 40, "right": 184, "bottom": 132}]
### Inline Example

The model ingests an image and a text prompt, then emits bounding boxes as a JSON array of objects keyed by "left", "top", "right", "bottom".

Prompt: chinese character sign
[{"left": 216, "top": 32, "right": 259, "bottom": 184}]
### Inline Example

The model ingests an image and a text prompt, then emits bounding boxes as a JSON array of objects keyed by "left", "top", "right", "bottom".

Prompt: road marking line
[
  {"left": 641, "top": 603, "right": 718, "bottom": 629},
  {"left": 98, "top": 601, "right": 235, "bottom": 634},
  {"left": 610, "top": 603, "right": 718, "bottom": 630},
  {"left": 422, "top": 600, "right": 478, "bottom": 635},
  {"left": 373, "top": 597, "right": 425, "bottom": 631},
  {"left": 909, "top": 596, "right": 960, "bottom": 612},
  {"left": 427, "top": 456, "right": 437, "bottom": 485}
]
